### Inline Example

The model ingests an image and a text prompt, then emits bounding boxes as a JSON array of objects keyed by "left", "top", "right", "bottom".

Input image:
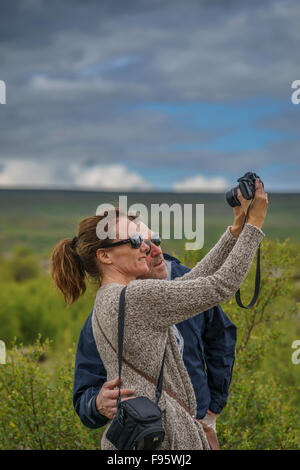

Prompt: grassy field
[
  {"left": 0, "top": 189, "right": 299, "bottom": 258},
  {"left": 0, "top": 189, "right": 299, "bottom": 449}
]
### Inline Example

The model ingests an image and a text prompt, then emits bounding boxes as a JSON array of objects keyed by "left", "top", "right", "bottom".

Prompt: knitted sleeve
[
  {"left": 173, "top": 225, "right": 238, "bottom": 281},
  {"left": 125, "top": 224, "right": 264, "bottom": 329}
]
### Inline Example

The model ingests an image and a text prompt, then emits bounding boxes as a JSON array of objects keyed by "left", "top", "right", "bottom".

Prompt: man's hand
[
  {"left": 199, "top": 420, "right": 220, "bottom": 450},
  {"left": 199, "top": 409, "right": 217, "bottom": 430},
  {"left": 95, "top": 376, "right": 136, "bottom": 420},
  {"left": 207, "top": 409, "right": 217, "bottom": 420},
  {"left": 198, "top": 410, "right": 220, "bottom": 450},
  {"left": 198, "top": 409, "right": 220, "bottom": 450}
]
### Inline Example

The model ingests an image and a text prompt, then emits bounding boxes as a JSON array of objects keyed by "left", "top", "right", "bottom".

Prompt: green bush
[
  {"left": 217, "top": 360, "right": 299, "bottom": 449},
  {"left": 216, "top": 237, "right": 300, "bottom": 449},
  {"left": 0, "top": 336, "right": 102, "bottom": 450},
  {"left": 7, "top": 245, "right": 41, "bottom": 283},
  {"left": 0, "top": 266, "right": 96, "bottom": 348}
]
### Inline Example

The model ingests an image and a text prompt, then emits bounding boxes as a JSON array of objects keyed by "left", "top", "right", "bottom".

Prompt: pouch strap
[{"left": 117, "top": 286, "right": 167, "bottom": 408}]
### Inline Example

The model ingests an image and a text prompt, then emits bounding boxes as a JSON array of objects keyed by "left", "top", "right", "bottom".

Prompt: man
[{"left": 73, "top": 223, "right": 237, "bottom": 445}]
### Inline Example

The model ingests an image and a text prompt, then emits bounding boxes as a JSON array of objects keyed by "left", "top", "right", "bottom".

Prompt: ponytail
[{"left": 50, "top": 238, "right": 86, "bottom": 307}]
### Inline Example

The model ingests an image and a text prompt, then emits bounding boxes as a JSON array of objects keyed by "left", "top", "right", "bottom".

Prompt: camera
[{"left": 225, "top": 171, "right": 264, "bottom": 207}]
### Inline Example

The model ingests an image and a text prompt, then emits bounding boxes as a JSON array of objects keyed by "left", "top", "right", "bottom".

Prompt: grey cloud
[
  {"left": 2, "top": 0, "right": 299, "bottom": 98},
  {"left": 0, "top": 0, "right": 299, "bottom": 189}
]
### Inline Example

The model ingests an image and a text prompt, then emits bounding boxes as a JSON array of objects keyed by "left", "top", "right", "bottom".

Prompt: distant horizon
[{"left": 0, "top": 186, "right": 299, "bottom": 195}]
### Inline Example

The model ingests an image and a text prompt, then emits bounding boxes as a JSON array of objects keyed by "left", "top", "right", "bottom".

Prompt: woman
[{"left": 51, "top": 179, "right": 268, "bottom": 450}]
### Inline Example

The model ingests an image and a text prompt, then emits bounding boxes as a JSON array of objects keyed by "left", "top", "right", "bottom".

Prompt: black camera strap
[
  {"left": 235, "top": 208, "right": 261, "bottom": 309},
  {"left": 117, "top": 286, "right": 167, "bottom": 408},
  {"left": 235, "top": 244, "right": 261, "bottom": 309}
]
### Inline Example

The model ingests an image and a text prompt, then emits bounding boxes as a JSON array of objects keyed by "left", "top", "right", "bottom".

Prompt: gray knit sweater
[{"left": 92, "top": 223, "right": 265, "bottom": 450}]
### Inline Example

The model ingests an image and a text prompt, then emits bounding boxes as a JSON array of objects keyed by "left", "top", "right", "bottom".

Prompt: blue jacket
[{"left": 73, "top": 253, "right": 237, "bottom": 428}]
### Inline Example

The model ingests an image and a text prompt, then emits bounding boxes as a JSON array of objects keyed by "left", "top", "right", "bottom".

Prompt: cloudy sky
[{"left": 0, "top": 0, "right": 299, "bottom": 192}]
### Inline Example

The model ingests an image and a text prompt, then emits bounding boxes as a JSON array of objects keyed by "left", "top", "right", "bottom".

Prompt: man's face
[{"left": 134, "top": 223, "right": 168, "bottom": 280}]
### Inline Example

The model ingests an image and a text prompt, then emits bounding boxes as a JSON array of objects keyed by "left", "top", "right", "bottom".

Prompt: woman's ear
[{"left": 96, "top": 248, "right": 113, "bottom": 265}]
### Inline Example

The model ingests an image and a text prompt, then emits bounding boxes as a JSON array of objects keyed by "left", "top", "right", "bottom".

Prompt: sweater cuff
[
  {"left": 226, "top": 225, "right": 239, "bottom": 243},
  {"left": 243, "top": 223, "right": 265, "bottom": 241}
]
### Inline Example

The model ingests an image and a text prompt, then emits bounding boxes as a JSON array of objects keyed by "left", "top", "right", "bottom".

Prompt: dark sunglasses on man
[{"left": 102, "top": 233, "right": 161, "bottom": 256}]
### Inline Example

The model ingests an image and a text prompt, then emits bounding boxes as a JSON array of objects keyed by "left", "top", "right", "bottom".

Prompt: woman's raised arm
[
  {"left": 125, "top": 223, "right": 264, "bottom": 329},
  {"left": 173, "top": 225, "right": 238, "bottom": 281}
]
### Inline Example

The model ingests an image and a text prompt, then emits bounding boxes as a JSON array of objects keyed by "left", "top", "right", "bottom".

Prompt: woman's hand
[
  {"left": 246, "top": 179, "right": 269, "bottom": 230},
  {"left": 230, "top": 200, "right": 247, "bottom": 239},
  {"left": 230, "top": 178, "right": 268, "bottom": 238},
  {"left": 230, "top": 204, "right": 246, "bottom": 239}
]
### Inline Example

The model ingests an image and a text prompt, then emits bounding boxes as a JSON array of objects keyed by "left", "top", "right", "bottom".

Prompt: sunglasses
[{"left": 102, "top": 233, "right": 161, "bottom": 255}]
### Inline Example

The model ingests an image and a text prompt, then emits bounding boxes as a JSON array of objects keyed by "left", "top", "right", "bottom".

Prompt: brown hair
[{"left": 50, "top": 208, "right": 127, "bottom": 307}]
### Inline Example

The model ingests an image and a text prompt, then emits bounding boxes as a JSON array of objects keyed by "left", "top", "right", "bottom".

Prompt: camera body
[{"left": 226, "top": 171, "right": 263, "bottom": 207}]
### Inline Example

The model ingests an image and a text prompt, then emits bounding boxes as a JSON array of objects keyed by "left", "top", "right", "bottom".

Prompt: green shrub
[
  {"left": 0, "top": 336, "right": 102, "bottom": 450},
  {"left": 215, "top": 237, "right": 300, "bottom": 449},
  {"left": 6, "top": 245, "right": 41, "bottom": 282},
  {"left": 0, "top": 272, "right": 96, "bottom": 348}
]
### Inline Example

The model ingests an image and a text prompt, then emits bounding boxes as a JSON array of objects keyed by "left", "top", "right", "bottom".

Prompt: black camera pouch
[{"left": 106, "top": 396, "right": 165, "bottom": 450}]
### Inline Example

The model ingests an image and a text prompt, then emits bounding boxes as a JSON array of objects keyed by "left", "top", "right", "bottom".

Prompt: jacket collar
[{"left": 162, "top": 252, "right": 182, "bottom": 264}]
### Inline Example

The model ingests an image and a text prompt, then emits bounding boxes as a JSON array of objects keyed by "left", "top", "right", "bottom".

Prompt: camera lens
[{"left": 225, "top": 186, "right": 240, "bottom": 207}]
